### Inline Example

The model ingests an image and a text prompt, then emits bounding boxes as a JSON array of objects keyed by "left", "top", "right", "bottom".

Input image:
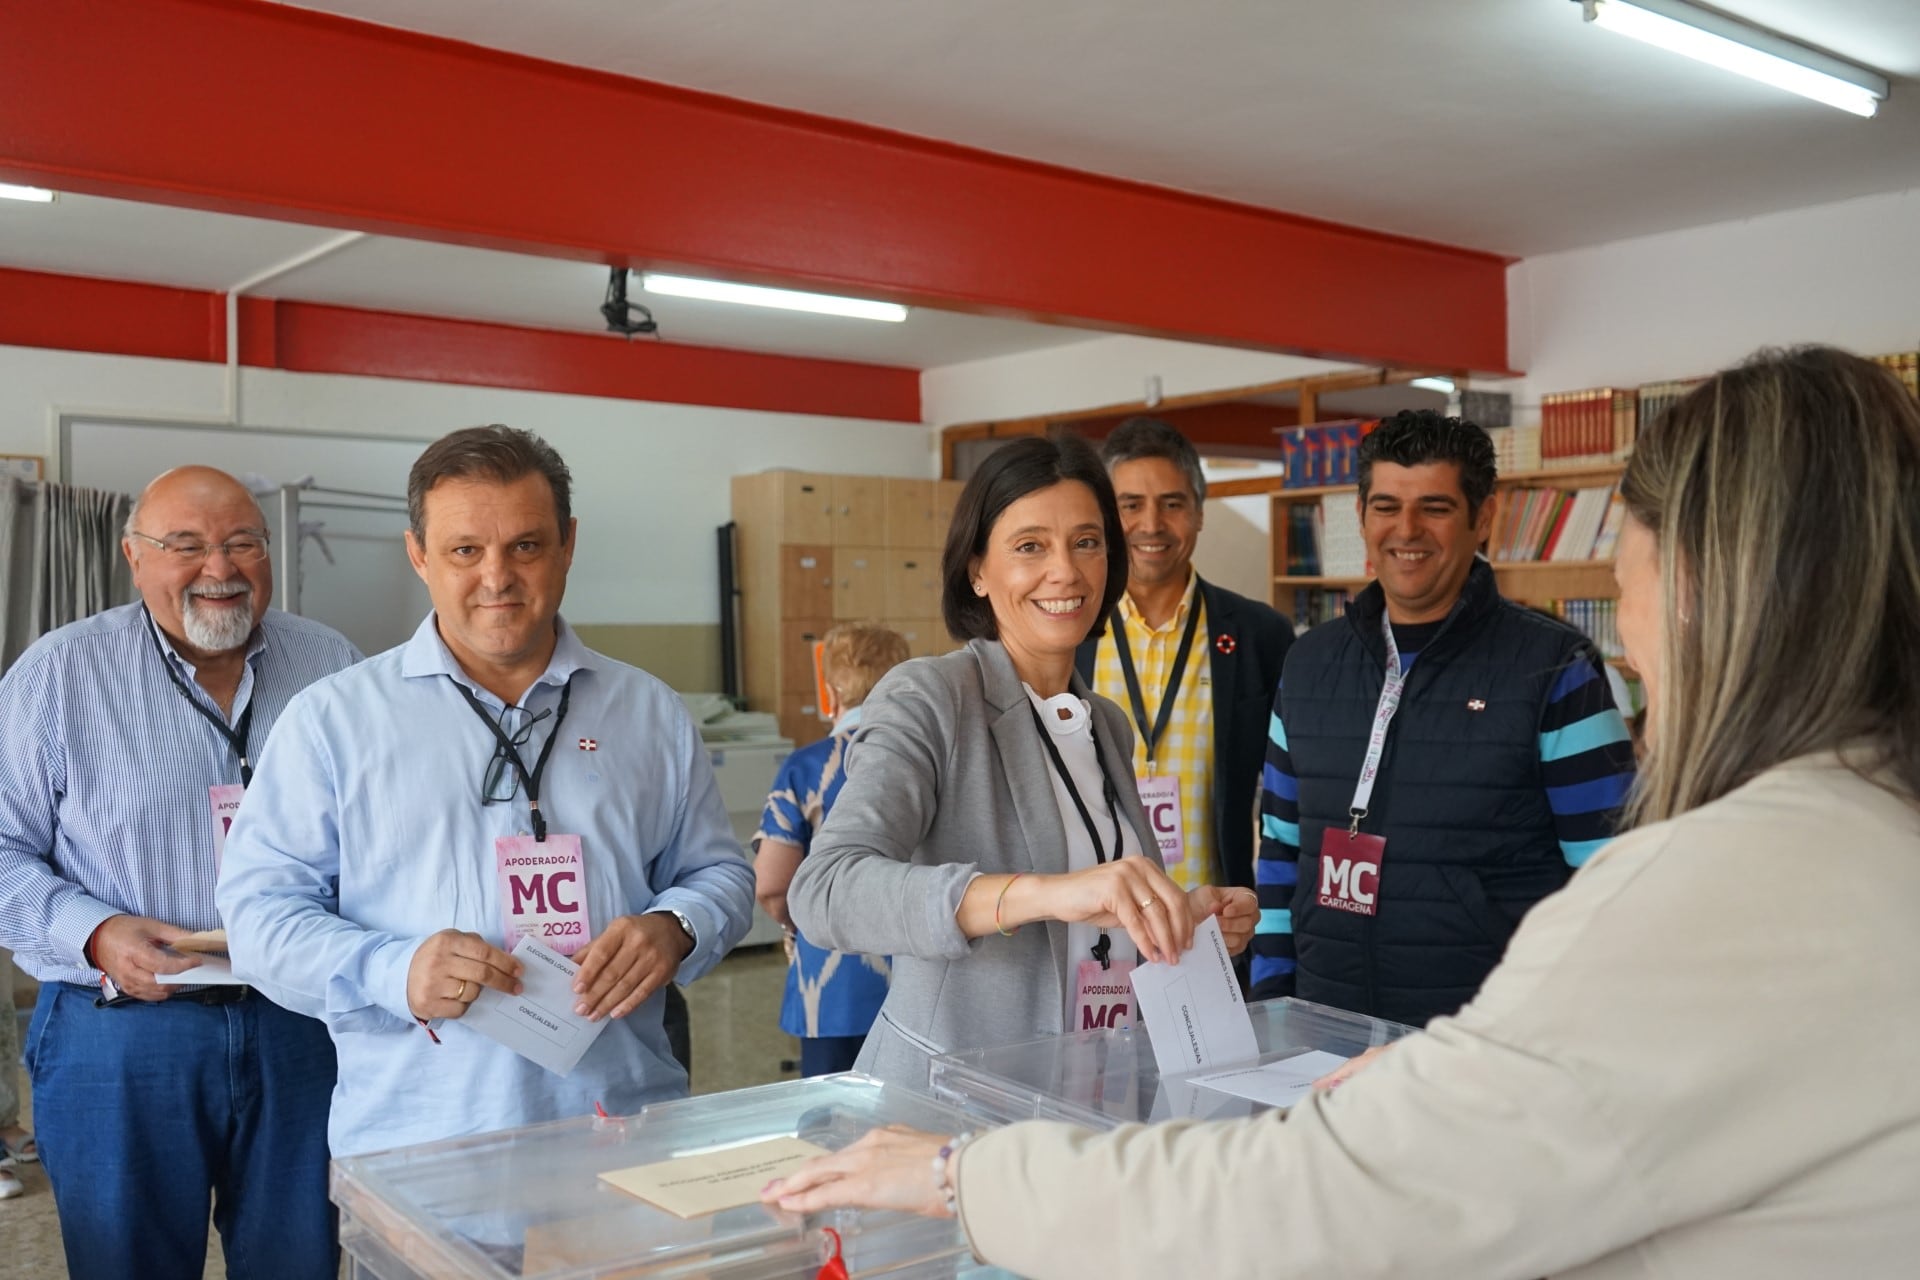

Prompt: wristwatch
[{"left": 654, "top": 908, "right": 697, "bottom": 950}]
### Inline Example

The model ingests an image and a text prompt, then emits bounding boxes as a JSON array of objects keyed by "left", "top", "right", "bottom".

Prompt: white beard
[{"left": 181, "top": 586, "right": 255, "bottom": 652}]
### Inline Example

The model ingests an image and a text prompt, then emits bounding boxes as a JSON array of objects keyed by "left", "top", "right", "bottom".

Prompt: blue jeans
[{"left": 25, "top": 983, "right": 339, "bottom": 1280}]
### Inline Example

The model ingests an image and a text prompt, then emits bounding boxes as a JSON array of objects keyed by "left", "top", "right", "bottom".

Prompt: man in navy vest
[{"left": 1250, "top": 410, "right": 1635, "bottom": 1026}]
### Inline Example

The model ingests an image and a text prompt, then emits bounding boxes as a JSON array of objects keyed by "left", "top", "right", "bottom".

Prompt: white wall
[
  {"left": 921, "top": 333, "right": 1353, "bottom": 426},
  {"left": 0, "top": 345, "right": 936, "bottom": 626},
  {"left": 1503, "top": 185, "right": 1920, "bottom": 405}
]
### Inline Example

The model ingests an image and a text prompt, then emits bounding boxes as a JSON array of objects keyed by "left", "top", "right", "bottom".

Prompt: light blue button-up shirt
[
  {"left": 218, "top": 613, "right": 755, "bottom": 1156},
  {"left": 0, "top": 603, "right": 361, "bottom": 986}
]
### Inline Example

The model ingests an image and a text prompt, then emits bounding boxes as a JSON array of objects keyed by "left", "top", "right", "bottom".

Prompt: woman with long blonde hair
[{"left": 765, "top": 346, "right": 1920, "bottom": 1279}]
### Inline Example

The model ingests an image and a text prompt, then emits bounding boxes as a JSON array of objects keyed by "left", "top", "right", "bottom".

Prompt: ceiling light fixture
[
  {"left": 1410, "top": 377, "right": 1456, "bottom": 394},
  {"left": 0, "top": 183, "right": 56, "bottom": 203},
  {"left": 641, "top": 273, "right": 908, "bottom": 323},
  {"left": 1578, "top": 0, "right": 1888, "bottom": 118}
]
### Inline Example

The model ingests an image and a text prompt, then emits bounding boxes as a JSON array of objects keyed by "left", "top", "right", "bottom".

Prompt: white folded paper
[
  {"left": 1128, "top": 915, "right": 1260, "bottom": 1076},
  {"left": 459, "top": 935, "right": 608, "bottom": 1076},
  {"left": 157, "top": 956, "right": 248, "bottom": 985},
  {"left": 1188, "top": 1049, "right": 1350, "bottom": 1110}
]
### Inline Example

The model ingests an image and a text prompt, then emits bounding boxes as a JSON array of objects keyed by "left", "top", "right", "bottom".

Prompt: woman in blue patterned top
[{"left": 754, "top": 623, "right": 909, "bottom": 1075}]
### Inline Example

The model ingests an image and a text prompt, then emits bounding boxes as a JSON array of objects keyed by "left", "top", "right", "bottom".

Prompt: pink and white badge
[
  {"left": 1136, "top": 772, "right": 1186, "bottom": 872},
  {"left": 1073, "top": 957, "right": 1137, "bottom": 1033},
  {"left": 495, "top": 834, "right": 592, "bottom": 956},
  {"left": 209, "top": 784, "right": 245, "bottom": 870}
]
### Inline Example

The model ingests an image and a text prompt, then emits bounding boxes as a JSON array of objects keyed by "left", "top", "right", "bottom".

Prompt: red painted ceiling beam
[
  {"left": 0, "top": 267, "right": 921, "bottom": 422},
  {"left": 0, "top": 0, "right": 1515, "bottom": 375}
]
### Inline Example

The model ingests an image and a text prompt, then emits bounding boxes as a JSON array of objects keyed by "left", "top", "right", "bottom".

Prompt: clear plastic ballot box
[
  {"left": 928, "top": 997, "right": 1417, "bottom": 1131},
  {"left": 332, "top": 1075, "right": 1015, "bottom": 1280}
]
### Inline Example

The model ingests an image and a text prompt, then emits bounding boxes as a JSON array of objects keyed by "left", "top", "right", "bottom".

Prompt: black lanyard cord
[
  {"left": 1029, "top": 700, "right": 1127, "bottom": 968},
  {"left": 141, "top": 606, "right": 255, "bottom": 787},
  {"left": 457, "top": 674, "right": 574, "bottom": 842},
  {"left": 1110, "top": 597, "right": 1203, "bottom": 767}
]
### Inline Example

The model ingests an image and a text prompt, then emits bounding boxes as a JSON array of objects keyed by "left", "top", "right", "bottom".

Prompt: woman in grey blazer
[{"left": 787, "top": 434, "right": 1258, "bottom": 1087}]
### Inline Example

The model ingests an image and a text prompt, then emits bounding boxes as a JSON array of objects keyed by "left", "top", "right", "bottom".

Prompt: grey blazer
[{"left": 788, "top": 637, "right": 1157, "bottom": 1089}]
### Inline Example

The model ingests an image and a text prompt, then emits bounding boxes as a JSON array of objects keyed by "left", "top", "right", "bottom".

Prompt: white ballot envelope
[
  {"left": 156, "top": 956, "right": 248, "bottom": 985},
  {"left": 1128, "top": 915, "right": 1260, "bottom": 1076},
  {"left": 460, "top": 935, "right": 607, "bottom": 1076},
  {"left": 1187, "top": 1049, "right": 1350, "bottom": 1110}
]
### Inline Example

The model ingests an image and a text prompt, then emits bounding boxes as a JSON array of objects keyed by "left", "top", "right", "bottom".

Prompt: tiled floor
[{"left": 4, "top": 946, "right": 795, "bottom": 1279}]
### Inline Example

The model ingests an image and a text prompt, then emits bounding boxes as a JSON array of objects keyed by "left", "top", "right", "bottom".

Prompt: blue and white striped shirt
[{"left": 0, "top": 603, "right": 361, "bottom": 986}]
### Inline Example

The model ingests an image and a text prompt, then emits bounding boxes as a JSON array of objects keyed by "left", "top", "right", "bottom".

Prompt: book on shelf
[
  {"left": 1485, "top": 424, "right": 1542, "bottom": 477},
  {"left": 1290, "top": 588, "right": 1353, "bottom": 633},
  {"left": 1317, "top": 493, "right": 1368, "bottom": 577},
  {"left": 1540, "top": 388, "right": 1635, "bottom": 466},
  {"left": 1868, "top": 350, "right": 1919, "bottom": 400},
  {"left": 1543, "top": 597, "right": 1625, "bottom": 662},
  {"left": 1491, "top": 483, "right": 1618, "bottom": 563},
  {"left": 1636, "top": 377, "right": 1703, "bottom": 430},
  {"left": 1279, "top": 419, "right": 1375, "bottom": 489}
]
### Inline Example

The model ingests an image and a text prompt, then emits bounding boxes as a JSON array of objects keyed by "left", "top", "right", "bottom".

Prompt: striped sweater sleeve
[
  {"left": 1250, "top": 679, "right": 1300, "bottom": 999},
  {"left": 1537, "top": 654, "right": 1636, "bottom": 868}
]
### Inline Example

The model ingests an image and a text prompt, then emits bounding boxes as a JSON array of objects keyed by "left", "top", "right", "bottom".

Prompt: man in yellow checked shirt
[{"left": 1076, "top": 419, "right": 1294, "bottom": 932}]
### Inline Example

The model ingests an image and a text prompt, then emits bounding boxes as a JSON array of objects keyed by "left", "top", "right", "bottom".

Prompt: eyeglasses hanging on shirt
[
  {"left": 1028, "top": 702, "right": 1125, "bottom": 970},
  {"left": 456, "top": 675, "right": 574, "bottom": 842},
  {"left": 141, "top": 605, "right": 255, "bottom": 786}
]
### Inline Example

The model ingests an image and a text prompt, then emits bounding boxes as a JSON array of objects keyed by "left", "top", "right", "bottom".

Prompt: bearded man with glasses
[{"left": 0, "top": 465, "right": 361, "bottom": 1280}]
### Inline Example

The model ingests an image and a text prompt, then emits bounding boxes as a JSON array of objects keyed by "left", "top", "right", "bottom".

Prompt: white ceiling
[
  {"left": 274, "top": 0, "right": 1920, "bottom": 256},
  {"left": 5, "top": 1, "right": 1916, "bottom": 372},
  {"left": 0, "top": 193, "right": 1106, "bottom": 368}
]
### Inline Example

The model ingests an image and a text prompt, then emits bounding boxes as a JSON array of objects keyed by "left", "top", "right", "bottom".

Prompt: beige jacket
[{"left": 958, "top": 752, "right": 1920, "bottom": 1278}]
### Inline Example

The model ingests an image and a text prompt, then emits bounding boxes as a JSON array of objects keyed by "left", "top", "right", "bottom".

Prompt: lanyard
[
  {"left": 1348, "top": 617, "right": 1408, "bottom": 837},
  {"left": 1029, "top": 701, "right": 1126, "bottom": 968},
  {"left": 142, "top": 606, "right": 255, "bottom": 787},
  {"left": 1110, "top": 597, "right": 1203, "bottom": 770},
  {"left": 458, "top": 674, "right": 574, "bottom": 842}
]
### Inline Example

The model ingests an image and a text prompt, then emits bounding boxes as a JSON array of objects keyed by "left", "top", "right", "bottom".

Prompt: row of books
[
  {"left": 1489, "top": 484, "right": 1625, "bottom": 564},
  {"left": 1290, "top": 588, "right": 1353, "bottom": 633},
  {"left": 1485, "top": 425, "right": 1543, "bottom": 476},
  {"left": 1540, "top": 387, "right": 1637, "bottom": 464},
  {"left": 1543, "top": 598, "right": 1626, "bottom": 662},
  {"left": 1277, "top": 420, "right": 1375, "bottom": 489},
  {"left": 1281, "top": 495, "right": 1369, "bottom": 577},
  {"left": 1869, "top": 350, "right": 1919, "bottom": 399}
]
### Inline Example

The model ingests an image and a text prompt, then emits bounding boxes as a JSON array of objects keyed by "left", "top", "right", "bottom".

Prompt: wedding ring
[
  {"left": 1138, "top": 898, "right": 1157, "bottom": 910},
  {"left": 456, "top": 979, "right": 471, "bottom": 1003}
]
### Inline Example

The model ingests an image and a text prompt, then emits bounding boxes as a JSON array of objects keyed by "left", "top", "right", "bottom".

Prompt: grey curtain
[{"left": 0, "top": 477, "right": 135, "bottom": 672}]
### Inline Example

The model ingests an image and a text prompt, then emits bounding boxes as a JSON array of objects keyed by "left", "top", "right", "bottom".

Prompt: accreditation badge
[
  {"left": 1315, "top": 829, "right": 1385, "bottom": 917},
  {"left": 495, "top": 834, "right": 592, "bottom": 956},
  {"left": 209, "top": 784, "right": 245, "bottom": 870},
  {"left": 1074, "top": 957, "right": 1137, "bottom": 1032},
  {"left": 1136, "top": 772, "right": 1186, "bottom": 873}
]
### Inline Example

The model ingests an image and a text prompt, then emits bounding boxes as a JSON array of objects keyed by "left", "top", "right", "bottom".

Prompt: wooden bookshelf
[{"left": 1271, "top": 461, "right": 1627, "bottom": 625}]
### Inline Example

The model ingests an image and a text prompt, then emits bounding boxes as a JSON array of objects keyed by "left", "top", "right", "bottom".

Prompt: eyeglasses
[
  {"left": 481, "top": 704, "right": 554, "bottom": 803},
  {"left": 128, "top": 530, "right": 271, "bottom": 566}
]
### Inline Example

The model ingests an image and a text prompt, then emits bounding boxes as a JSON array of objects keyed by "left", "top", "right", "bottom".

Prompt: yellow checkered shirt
[{"left": 1091, "top": 576, "right": 1216, "bottom": 889}]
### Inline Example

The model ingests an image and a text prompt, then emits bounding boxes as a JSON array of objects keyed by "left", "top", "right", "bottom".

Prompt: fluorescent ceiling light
[
  {"left": 641, "top": 273, "right": 908, "bottom": 322},
  {"left": 1581, "top": 0, "right": 1888, "bottom": 118},
  {"left": 0, "top": 183, "right": 56, "bottom": 203},
  {"left": 1410, "top": 377, "right": 1456, "bottom": 394}
]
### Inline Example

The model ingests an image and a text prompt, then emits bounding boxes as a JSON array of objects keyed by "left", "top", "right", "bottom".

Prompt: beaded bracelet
[
  {"left": 994, "top": 874, "right": 1026, "bottom": 936},
  {"left": 931, "top": 1131, "right": 978, "bottom": 1217}
]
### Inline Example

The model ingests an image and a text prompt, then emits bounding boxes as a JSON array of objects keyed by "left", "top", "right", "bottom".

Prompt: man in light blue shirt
[
  {"left": 220, "top": 424, "right": 754, "bottom": 1156},
  {"left": 0, "top": 465, "right": 360, "bottom": 1280}
]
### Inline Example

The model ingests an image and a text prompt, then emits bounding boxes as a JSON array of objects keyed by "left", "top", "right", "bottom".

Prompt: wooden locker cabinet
[
  {"left": 883, "top": 478, "right": 937, "bottom": 549},
  {"left": 778, "top": 545, "right": 834, "bottom": 619},
  {"left": 735, "top": 469, "right": 964, "bottom": 743},
  {"left": 830, "top": 475, "right": 886, "bottom": 546}
]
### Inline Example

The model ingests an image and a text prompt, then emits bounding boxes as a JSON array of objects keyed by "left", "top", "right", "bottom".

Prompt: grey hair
[
  {"left": 1621, "top": 345, "right": 1920, "bottom": 826},
  {"left": 1099, "top": 417, "right": 1207, "bottom": 503}
]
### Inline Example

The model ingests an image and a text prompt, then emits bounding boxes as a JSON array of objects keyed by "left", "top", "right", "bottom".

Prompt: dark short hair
[
  {"left": 1100, "top": 415, "right": 1207, "bottom": 503},
  {"left": 940, "top": 433, "right": 1128, "bottom": 642},
  {"left": 1357, "top": 409, "right": 1497, "bottom": 517},
  {"left": 407, "top": 425, "right": 573, "bottom": 542}
]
